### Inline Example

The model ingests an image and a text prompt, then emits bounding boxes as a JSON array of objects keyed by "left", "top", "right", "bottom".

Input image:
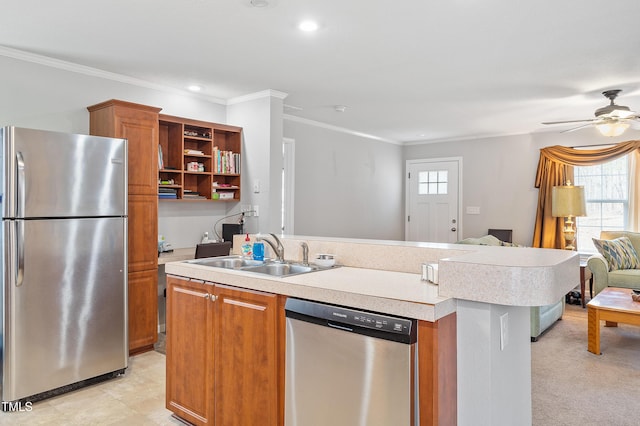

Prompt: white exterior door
[{"left": 406, "top": 158, "right": 461, "bottom": 243}]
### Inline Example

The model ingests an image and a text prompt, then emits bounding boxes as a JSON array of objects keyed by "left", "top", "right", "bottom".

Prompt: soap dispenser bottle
[{"left": 242, "top": 234, "right": 253, "bottom": 258}]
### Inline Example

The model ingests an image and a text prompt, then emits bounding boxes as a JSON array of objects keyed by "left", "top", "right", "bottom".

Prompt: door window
[{"left": 418, "top": 170, "right": 448, "bottom": 195}]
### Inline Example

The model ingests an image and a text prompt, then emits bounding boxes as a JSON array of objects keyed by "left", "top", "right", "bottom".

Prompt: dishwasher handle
[{"left": 327, "top": 322, "right": 353, "bottom": 332}]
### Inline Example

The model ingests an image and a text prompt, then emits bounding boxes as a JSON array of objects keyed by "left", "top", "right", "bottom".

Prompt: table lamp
[{"left": 552, "top": 181, "right": 587, "bottom": 250}]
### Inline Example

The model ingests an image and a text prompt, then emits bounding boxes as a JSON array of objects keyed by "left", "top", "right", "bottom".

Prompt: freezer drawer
[{"left": 1, "top": 126, "right": 127, "bottom": 219}]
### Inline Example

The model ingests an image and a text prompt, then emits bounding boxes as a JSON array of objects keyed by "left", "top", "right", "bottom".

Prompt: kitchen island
[{"left": 164, "top": 235, "right": 577, "bottom": 426}]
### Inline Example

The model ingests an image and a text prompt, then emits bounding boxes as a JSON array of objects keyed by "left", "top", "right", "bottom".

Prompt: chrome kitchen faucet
[{"left": 257, "top": 233, "right": 285, "bottom": 262}]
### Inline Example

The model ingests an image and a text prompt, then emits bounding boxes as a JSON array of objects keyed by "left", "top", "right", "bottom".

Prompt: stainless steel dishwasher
[{"left": 285, "top": 298, "right": 417, "bottom": 426}]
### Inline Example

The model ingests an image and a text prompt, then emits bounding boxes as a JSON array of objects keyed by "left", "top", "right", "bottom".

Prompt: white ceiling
[{"left": 2, "top": 0, "right": 640, "bottom": 143}]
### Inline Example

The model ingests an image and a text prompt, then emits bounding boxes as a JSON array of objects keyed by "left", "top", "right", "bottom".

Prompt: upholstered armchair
[{"left": 587, "top": 231, "right": 640, "bottom": 296}]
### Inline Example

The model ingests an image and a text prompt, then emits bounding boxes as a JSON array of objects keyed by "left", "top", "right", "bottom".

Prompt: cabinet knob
[{"left": 451, "top": 227, "right": 457, "bottom": 232}]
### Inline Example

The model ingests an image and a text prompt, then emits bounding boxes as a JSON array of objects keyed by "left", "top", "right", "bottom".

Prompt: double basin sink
[{"left": 187, "top": 255, "right": 329, "bottom": 277}]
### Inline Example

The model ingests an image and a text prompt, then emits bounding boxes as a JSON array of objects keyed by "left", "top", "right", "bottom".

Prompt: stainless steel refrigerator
[{"left": 0, "top": 126, "right": 128, "bottom": 403}]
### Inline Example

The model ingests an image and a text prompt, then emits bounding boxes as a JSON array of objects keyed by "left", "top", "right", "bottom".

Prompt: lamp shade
[
  {"left": 596, "top": 121, "right": 629, "bottom": 137},
  {"left": 551, "top": 185, "right": 587, "bottom": 217}
]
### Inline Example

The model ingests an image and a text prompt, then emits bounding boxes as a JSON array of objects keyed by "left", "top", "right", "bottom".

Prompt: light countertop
[
  {"left": 164, "top": 235, "right": 579, "bottom": 322},
  {"left": 438, "top": 245, "right": 579, "bottom": 306},
  {"left": 165, "top": 261, "right": 454, "bottom": 322}
]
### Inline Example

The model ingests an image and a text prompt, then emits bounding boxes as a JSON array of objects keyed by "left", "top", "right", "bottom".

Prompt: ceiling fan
[{"left": 542, "top": 89, "right": 640, "bottom": 136}]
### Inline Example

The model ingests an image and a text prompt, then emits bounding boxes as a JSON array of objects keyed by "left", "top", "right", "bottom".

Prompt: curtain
[
  {"left": 630, "top": 149, "right": 640, "bottom": 232},
  {"left": 533, "top": 140, "right": 640, "bottom": 249}
]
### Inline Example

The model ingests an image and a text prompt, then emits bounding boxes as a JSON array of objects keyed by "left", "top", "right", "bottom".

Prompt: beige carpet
[{"left": 532, "top": 303, "right": 640, "bottom": 425}]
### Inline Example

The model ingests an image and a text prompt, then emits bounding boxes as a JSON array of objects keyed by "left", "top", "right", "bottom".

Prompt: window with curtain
[{"left": 574, "top": 155, "right": 629, "bottom": 253}]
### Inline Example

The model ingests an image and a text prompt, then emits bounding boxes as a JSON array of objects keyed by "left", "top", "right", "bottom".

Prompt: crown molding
[
  {"left": 283, "top": 114, "right": 399, "bottom": 145},
  {"left": 227, "top": 89, "right": 289, "bottom": 105},
  {"left": 402, "top": 130, "right": 531, "bottom": 146},
  {"left": 0, "top": 45, "right": 227, "bottom": 104}
]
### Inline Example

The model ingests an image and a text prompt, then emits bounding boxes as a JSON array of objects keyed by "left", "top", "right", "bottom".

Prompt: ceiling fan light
[{"left": 596, "top": 121, "right": 629, "bottom": 137}]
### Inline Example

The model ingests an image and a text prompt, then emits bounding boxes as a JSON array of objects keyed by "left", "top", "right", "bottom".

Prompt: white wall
[
  {"left": 404, "top": 129, "right": 640, "bottom": 246},
  {"left": 285, "top": 119, "right": 405, "bottom": 240},
  {"left": 227, "top": 93, "right": 285, "bottom": 235}
]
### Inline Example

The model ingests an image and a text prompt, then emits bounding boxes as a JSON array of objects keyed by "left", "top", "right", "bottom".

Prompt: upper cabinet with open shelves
[{"left": 158, "top": 114, "right": 242, "bottom": 202}]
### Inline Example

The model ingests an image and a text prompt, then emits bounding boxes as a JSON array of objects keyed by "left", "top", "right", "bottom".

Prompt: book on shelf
[
  {"left": 183, "top": 191, "right": 206, "bottom": 200},
  {"left": 158, "top": 144, "right": 164, "bottom": 170},
  {"left": 213, "top": 183, "right": 239, "bottom": 189},
  {"left": 212, "top": 147, "right": 241, "bottom": 174},
  {"left": 184, "top": 149, "right": 204, "bottom": 155},
  {"left": 158, "top": 193, "right": 177, "bottom": 199}
]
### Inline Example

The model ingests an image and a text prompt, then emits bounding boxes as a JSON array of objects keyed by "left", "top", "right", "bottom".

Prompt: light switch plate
[{"left": 466, "top": 206, "right": 481, "bottom": 215}]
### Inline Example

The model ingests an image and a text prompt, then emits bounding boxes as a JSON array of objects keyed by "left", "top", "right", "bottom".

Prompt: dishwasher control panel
[
  {"left": 285, "top": 297, "right": 415, "bottom": 341},
  {"left": 349, "top": 312, "right": 411, "bottom": 335}
]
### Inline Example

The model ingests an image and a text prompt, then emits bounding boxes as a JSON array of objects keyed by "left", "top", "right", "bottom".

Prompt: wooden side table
[{"left": 580, "top": 261, "right": 593, "bottom": 308}]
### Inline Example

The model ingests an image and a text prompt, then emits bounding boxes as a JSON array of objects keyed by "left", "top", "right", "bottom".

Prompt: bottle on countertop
[
  {"left": 253, "top": 241, "right": 265, "bottom": 261},
  {"left": 242, "top": 233, "right": 253, "bottom": 258}
]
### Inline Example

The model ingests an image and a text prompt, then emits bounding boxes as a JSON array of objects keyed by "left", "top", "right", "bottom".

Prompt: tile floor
[{"left": 0, "top": 351, "right": 180, "bottom": 425}]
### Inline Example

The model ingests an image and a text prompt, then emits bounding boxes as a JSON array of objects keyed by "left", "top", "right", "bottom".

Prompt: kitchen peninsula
[{"left": 164, "top": 235, "right": 578, "bottom": 426}]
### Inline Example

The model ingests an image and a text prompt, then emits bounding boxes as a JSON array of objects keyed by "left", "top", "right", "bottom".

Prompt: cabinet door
[
  {"left": 113, "top": 107, "right": 159, "bottom": 196},
  {"left": 128, "top": 269, "right": 158, "bottom": 354},
  {"left": 214, "top": 285, "right": 280, "bottom": 426},
  {"left": 166, "top": 276, "right": 215, "bottom": 425},
  {"left": 128, "top": 194, "right": 158, "bottom": 273},
  {"left": 88, "top": 100, "right": 161, "bottom": 196}
]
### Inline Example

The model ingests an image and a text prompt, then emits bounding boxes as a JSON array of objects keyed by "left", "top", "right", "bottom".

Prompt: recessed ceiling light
[
  {"left": 298, "top": 20, "right": 319, "bottom": 32},
  {"left": 188, "top": 85, "right": 202, "bottom": 92}
]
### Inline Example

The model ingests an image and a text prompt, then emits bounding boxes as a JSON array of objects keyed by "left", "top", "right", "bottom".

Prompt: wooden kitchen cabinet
[
  {"left": 88, "top": 99, "right": 161, "bottom": 355},
  {"left": 166, "top": 276, "right": 214, "bottom": 424},
  {"left": 88, "top": 99, "right": 162, "bottom": 196},
  {"left": 214, "top": 284, "right": 281, "bottom": 425},
  {"left": 128, "top": 269, "right": 159, "bottom": 354},
  {"left": 418, "top": 314, "right": 457, "bottom": 426},
  {"left": 166, "top": 275, "right": 284, "bottom": 426}
]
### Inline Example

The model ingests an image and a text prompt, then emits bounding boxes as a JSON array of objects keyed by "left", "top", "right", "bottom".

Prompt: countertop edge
[{"left": 164, "top": 263, "right": 451, "bottom": 322}]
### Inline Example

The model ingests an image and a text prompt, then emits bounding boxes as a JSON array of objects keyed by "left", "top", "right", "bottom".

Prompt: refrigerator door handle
[
  {"left": 16, "top": 151, "right": 25, "bottom": 218},
  {"left": 16, "top": 220, "right": 24, "bottom": 287}
]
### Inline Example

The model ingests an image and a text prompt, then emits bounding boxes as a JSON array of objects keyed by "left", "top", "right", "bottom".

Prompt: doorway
[
  {"left": 282, "top": 138, "right": 295, "bottom": 233},
  {"left": 405, "top": 158, "right": 462, "bottom": 243}
]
